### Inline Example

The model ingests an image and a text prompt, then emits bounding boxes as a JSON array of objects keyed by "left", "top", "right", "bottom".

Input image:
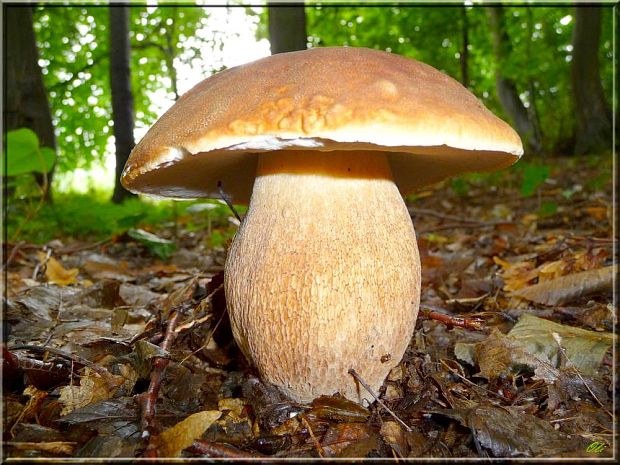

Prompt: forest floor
[{"left": 2, "top": 154, "right": 616, "bottom": 459}]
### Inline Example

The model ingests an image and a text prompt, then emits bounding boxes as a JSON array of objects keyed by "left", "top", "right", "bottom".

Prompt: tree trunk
[
  {"left": 487, "top": 6, "right": 542, "bottom": 154},
  {"left": 571, "top": 7, "right": 611, "bottom": 155},
  {"left": 268, "top": 4, "right": 307, "bottom": 54},
  {"left": 460, "top": 8, "right": 469, "bottom": 88},
  {"left": 109, "top": 6, "right": 137, "bottom": 203},
  {"left": 6, "top": 6, "right": 56, "bottom": 201}
]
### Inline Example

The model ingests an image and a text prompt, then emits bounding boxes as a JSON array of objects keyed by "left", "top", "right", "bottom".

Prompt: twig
[
  {"left": 8, "top": 349, "right": 71, "bottom": 378},
  {"left": 179, "top": 299, "right": 227, "bottom": 366},
  {"left": 409, "top": 207, "right": 479, "bottom": 223},
  {"left": 188, "top": 440, "right": 264, "bottom": 458},
  {"left": 301, "top": 415, "right": 324, "bottom": 458},
  {"left": 419, "top": 221, "right": 516, "bottom": 234},
  {"left": 140, "top": 311, "right": 180, "bottom": 458},
  {"left": 217, "top": 180, "right": 241, "bottom": 223},
  {"left": 419, "top": 305, "right": 485, "bottom": 331},
  {"left": 8, "top": 344, "right": 116, "bottom": 387},
  {"left": 59, "top": 237, "right": 112, "bottom": 255},
  {"left": 347, "top": 368, "right": 412, "bottom": 432},
  {"left": 32, "top": 248, "right": 52, "bottom": 280},
  {"left": 2, "top": 241, "right": 25, "bottom": 270},
  {"left": 438, "top": 360, "right": 503, "bottom": 400}
]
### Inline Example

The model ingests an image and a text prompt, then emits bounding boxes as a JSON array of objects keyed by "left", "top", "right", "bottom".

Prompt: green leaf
[
  {"left": 128, "top": 228, "right": 176, "bottom": 260},
  {"left": 117, "top": 213, "right": 146, "bottom": 229},
  {"left": 537, "top": 201, "right": 558, "bottom": 217},
  {"left": 450, "top": 178, "right": 469, "bottom": 197},
  {"left": 3, "top": 128, "right": 55, "bottom": 176},
  {"left": 520, "top": 164, "right": 550, "bottom": 197}
]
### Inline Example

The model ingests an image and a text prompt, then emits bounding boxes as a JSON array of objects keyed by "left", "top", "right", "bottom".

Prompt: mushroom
[{"left": 121, "top": 47, "right": 523, "bottom": 404}]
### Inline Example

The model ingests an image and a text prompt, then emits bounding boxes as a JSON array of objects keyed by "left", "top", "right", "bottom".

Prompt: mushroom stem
[{"left": 224, "top": 150, "right": 420, "bottom": 403}]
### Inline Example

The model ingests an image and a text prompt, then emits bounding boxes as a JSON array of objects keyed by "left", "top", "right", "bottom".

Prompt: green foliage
[
  {"left": 519, "top": 163, "right": 550, "bottom": 197},
  {"left": 537, "top": 201, "right": 558, "bottom": 218},
  {"left": 6, "top": 193, "right": 176, "bottom": 243},
  {"left": 32, "top": 6, "right": 216, "bottom": 176},
  {"left": 450, "top": 178, "right": 469, "bottom": 197},
  {"left": 2, "top": 128, "right": 56, "bottom": 176},
  {"left": 305, "top": 5, "right": 613, "bottom": 153},
  {"left": 34, "top": 7, "right": 111, "bottom": 172},
  {"left": 6, "top": 192, "right": 241, "bottom": 247},
  {"left": 128, "top": 228, "right": 176, "bottom": 259}
]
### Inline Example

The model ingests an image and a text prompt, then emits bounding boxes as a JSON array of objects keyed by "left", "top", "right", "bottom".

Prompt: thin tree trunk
[
  {"left": 109, "top": 6, "right": 137, "bottom": 203},
  {"left": 487, "top": 6, "right": 542, "bottom": 154},
  {"left": 268, "top": 4, "right": 307, "bottom": 54},
  {"left": 571, "top": 7, "right": 611, "bottom": 155},
  {"left": 525, "top": 7, "right": 544, "bottom": 151},
  {"left": 6, "top": 6, "right": 56, "bottom": 202},
  {"left": 460, "top": 8, "right": 469, "bottom": 88}
]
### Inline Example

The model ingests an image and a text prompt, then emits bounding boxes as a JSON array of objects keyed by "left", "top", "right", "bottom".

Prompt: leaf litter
[{"left": 2, "top": 155, "right": 614, "bottom": 458}]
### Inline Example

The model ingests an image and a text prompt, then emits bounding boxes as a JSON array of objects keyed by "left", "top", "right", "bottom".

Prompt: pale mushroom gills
[{"left": 121, "top": 47, "right": 523, "bottom": 404}]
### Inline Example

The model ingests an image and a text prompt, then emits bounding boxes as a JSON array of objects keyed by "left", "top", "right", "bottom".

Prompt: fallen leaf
[
  {"left": 11, "top": 386, "right": 48, "bottom": 431},
  {"left": 380, "top": 421, "right": 409, "bottom": 457},
  {"left": 59, "top": 368, "right": 120, "bottom": 416},
  {"left": 432, "top": 403, "right": 586, "bottom": 457},
  {"left": 39, "top": 253, "right": 79, "bottom": 286},
  {"left": 455, "top": 329, "right": 555, "bottom": 382},
  {"left": 128, "top": 228, "right": 177, "bottom": 260},
  {"left": 583, "top": 206, "right": 607, "bottom": 221},
  {"left": 512, "top": 265, "right": 615, "bottom": 305},
  {"left": 508, "top": 313, "right": 614, "bottom": 375},
  {"left": 157, "top": 410, "right": 221, "bottom": 457},
  {"left": 83, "top": 259, "right": 133, "bottom": 282},
  {"left": 6, "top": 441, "right": 76, "bottom": 455},
  {"left": 320, "top": 422, "right": 377, "bottom": 457},
  {"left": 308, "top": 395, "right": 370, "bottom": 423},
  {"left": 58, "top": 398, "right": 137, "bottom": 425}
]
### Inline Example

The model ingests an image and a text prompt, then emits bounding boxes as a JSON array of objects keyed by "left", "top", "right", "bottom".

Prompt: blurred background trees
[{"left": 4, "top": 3, "right": 614, "bottom": 212}]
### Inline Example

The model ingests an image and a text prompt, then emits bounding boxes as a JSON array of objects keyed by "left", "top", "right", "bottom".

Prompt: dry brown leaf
[
  {"left": 6, "top": 441, "right": 76, "bottom": 455},
  {"left": 380, "top": 421, "right": 409, "bottom": 457},
  {"left": 320, "top": 422, "right": 377, "bottom": 457},
  {"left": 157, "top": 410, "right": 221, "bottom": 457},
  {"left": 584, "top": 206, "right": 607, "bottom": 221},
  {"left": 493, "top": 256, "right": 538, "bottom": 291},
  {"left": 11, "top": 386, "right": 48, "bottom": 432},
  {"left": 39, "top": 253, "right": 79, "bottom": 286},
  {"left": 59, "top": 368, "right": 119, "bottom": 416},
  {"left": 434, "top": 403, "right": 586, "bottom": 457},
  {"left": 512, "top": 265, "right": 615, "bottom": 306}
]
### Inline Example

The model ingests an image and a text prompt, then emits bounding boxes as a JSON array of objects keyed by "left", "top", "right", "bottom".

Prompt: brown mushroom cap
[{"left": 122, "top": 46, "right": 523, "bottom": 204}]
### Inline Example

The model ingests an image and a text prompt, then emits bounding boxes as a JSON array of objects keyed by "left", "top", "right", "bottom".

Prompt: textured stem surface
[{"left": 225, "top": 150, "right": 420, "bottom": 403}]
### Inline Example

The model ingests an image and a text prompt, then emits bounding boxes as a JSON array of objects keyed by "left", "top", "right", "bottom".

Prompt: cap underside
[{"left": 126, "top": 140, "right": 518, "bottom": 205}]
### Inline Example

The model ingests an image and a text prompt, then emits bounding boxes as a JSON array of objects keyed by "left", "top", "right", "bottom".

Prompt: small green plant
[
  {"left": 6, "top": 193, "right": 176, "bottom": 243},
  {"left": 128, "top": 228, "right": 177, "bottom": 260},
  {"left": 519, "top": 163, "right": 551, "bottom": 197},
  {"left": 450, "top": 178, "right": 469, "bottom": 197},
  {"left": 537, "top": 201, "right": 558, "bottom": 218},
  {"left": 2, "top": 128, "right": 55, "bottom": 176}
]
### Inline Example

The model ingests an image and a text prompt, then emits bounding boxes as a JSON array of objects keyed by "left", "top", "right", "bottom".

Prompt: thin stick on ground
[
  {"left": 300, "top": 415, "right": 325, "bottom": 458},
  {"left": 348, "top": 368, "right": 412, "bottom": 432},
  {"left": 189, "top": 440, "right": 264, "bottom": 458},
  {"left": 8, "top": 344, "right": 116, "bottom": 387},
  {"left": 419, "top": 305, "right": 485, "bottom": 331},
  {"left": 140, "top": 311, "right": 180, "bottom": 458}
]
